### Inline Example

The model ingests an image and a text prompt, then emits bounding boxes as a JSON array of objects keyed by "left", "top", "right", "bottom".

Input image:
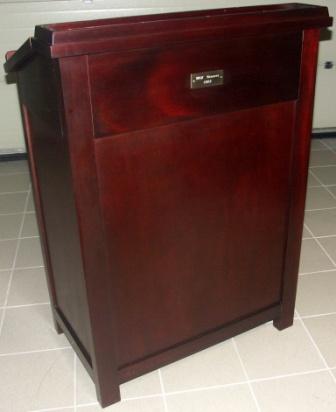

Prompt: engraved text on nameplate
[{"left": 190, "top": 70, "right": 224, "bottom": 89}]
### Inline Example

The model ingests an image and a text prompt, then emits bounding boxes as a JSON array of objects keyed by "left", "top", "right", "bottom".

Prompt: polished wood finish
[
  {"left": 58, "top": 55, "right": 120, "bottom": 405},
  {"left": 4, "top": 4, "right": 332, "bottom": 408},
  {"left": 96, "top": 101, "right": 295, "bottom": 367},
  {"left": 119, "top": 304, "right": 281, "bottom": 382},
  {"left": 16, "top": 56, "right": 93, "bottom": 353},
  {"left": 274, "top": 28, "right": 322, "bottom": 330},
  {"left": 89, "top": 33, "right": 301, "bottom": 137}
]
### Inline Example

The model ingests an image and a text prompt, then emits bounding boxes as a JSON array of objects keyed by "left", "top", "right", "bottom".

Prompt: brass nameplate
[{"left": 190, "top": 70, "right": 224, "bottom": 89}]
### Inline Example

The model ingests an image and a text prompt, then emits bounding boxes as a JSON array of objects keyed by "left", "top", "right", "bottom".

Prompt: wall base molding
[
  {"left": 0, "top": 151, "right": 27, "bottom": 161},
  {"left": 312, "top": 127, "right": 336, "bottom": 139}
]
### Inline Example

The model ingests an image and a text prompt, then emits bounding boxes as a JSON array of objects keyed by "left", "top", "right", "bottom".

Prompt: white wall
[{"left": 0, "top": 0, "right": 335, "bottom": 152}]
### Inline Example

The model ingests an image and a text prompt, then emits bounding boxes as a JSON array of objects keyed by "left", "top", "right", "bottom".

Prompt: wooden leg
[
  {"left": 273, "top": 314, "right": 294, "bottom": 331},
  {"left": 273, "top": 289, "right": 296, "bottom": 331},
  {"left": 96, "top": 380, "right": 121, "bottom": 408}
]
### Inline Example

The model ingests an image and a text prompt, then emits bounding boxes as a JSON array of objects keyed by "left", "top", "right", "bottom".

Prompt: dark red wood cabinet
[{"left": 4, "top": 3, "right": 332, "bottom": 407}]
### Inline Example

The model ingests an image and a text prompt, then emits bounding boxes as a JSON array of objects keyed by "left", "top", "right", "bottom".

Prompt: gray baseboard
[
  {"left": 0, "top": 152, "right": 28, "bottom": 162},
  {"left": 312, "top": 127, "right": 336, "bottom": 139}
]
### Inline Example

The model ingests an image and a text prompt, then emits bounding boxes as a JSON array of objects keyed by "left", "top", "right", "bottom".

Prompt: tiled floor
[{"left": 0, "top": 138, "right": 336, "bottom": 411}]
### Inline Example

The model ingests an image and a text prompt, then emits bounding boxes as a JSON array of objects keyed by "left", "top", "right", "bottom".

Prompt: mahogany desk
[{"left": 4, "top": 3, "right": 332, "bottom": 407}]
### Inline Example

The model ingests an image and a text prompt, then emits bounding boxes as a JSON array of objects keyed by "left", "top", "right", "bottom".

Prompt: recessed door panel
[{"left": 95, "top": 101, "right": 295, "bottom": 367}]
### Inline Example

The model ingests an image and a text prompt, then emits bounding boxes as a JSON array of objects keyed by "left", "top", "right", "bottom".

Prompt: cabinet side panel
[{"left": 17, "top": 55, "right": 93, "bottom": 357}]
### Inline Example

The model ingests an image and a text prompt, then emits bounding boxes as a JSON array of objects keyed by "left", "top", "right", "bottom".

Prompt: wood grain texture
[
  {"left": 59, "top": 55, "right": 120, "bottom": 406},
  {"left": 4, "top": 3, "right": 332, "bottom": 70},
  {"left": 89, "top": 32, "right": 301, "bottom": 137},
  {"left": 95, "top": 101, "right": 295, "bottom": 367},
  {"left": 4, "top": 4, "right": 332, "bottom": 408},
  {"left": 20, "top": 102, "right": 61, "bottom": 335},
  {"left": 274, "top": 28, "right": 322, "bottom": 330},
  {"left": 37, "top": 3, "right": 331, "bottom": 59},
  {"left": 17, "top": 56, "right": 92, "bottom": 347},
  {"left": 119, "top": 304, "right": 281, "bottom": 382}
]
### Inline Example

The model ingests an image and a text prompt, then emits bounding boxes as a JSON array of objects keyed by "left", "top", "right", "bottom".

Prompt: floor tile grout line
[
  {"left": 307, "top": 168, "right": 321, "bottom": 189},
  {"left": 309, "top": 168, "right": 336, "bottom": 202},
  {"left": 310, "top": 148, "right": 331, "bottom": 152},
  {"left": 28, "top": 406, "right": 75, "bottom": 412},
  {"left": 158, "top": 369, "right": 169, "bottom": 412},
  {"left": 0, "top": 172, "right": 29, "bottom": 176},
  {"left": 98, "top": 366, "right": 336, "bottom": 404},
  {"left": 299, "top": 268, "right": 336, "bottom": 276},
  {"left": 13, "top": 265, "right": 44, "bottom": 271},
  {"left": 310, "top": 164, "right": 336, "bottom": 168},
  {"left": 0, "top": 190, "right": 29, "bottom": 195},
  {"left": 320, "top": 139, "right": 336, "bottom": 153},
  {"left": 303, "top": 234, "right": 336, "bottom": 240},
  {"left": 161, "top": 381, "right": 253, "bottom": 398},
  {"left": 304, "top": 223, "right": 336, "bottom": 267},
  {"left": 232, "top": 338, "right": 262, "bottom": 412},
  {"left": 305, "top": 206, "right": 336, "bottom": 212},
  {"left": 246, "top": 367, "right": 330, "bottom": 385},
  {"left": 123, "top": 393, "right": 168, "bottom": 401},
  {"left": 0, "top": 186, "right": 31, "bottom": 336},
  {"left": 125, "top": 366, "right": 336, "bottom": 399},
  {"left": 35, "top": 402, "right": 143, "bottom": 412},
  {"left": 0, "top": 265, "right": 44, "bottom": 272},
  {"left": 295, "top": 309, "right": 336, "bottom": 387},
  {"left": 77, "top": 402, "right": 100, "bottom": 409},
  {"left": 300, "top": 312, "right": 336, "bottom": 320},
  {"left": 0, "top": 211, "right": 35, "bottom": 217},
  {"left": 74, "top": 354, "right": 77, "bottom": 412},
  {"left": 308, "top": 184, "right": 336, "bottom": 188},
  {"left": 111, "top": 366, "right": 336, "bottom": 401},
  {"left": 0, "top": 302, "right": 50, "bottom": 310},
  {"left": 122, "top": 392, "right": 167, "bottom": 406},
  {"left": 0, "top": 346, "right": 72, "bottom": 357},
  {"left": 307, "top": 184, "right": 336, "bottom": 189},
  {"left": 0, "top": 235, "right": 39, "bottom": 242},
  {"left": 27, "top": 366, "right": 336, "bottom": 412}
]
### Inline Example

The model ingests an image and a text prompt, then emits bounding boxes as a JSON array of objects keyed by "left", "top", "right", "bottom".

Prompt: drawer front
[{"left": 89, "top": 32, "right": 301, "bottom": 137}]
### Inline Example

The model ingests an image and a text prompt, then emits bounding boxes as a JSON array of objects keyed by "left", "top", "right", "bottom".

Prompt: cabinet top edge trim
[{"left": 4, "top": 3, "right": 332, "bottom": 73}]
